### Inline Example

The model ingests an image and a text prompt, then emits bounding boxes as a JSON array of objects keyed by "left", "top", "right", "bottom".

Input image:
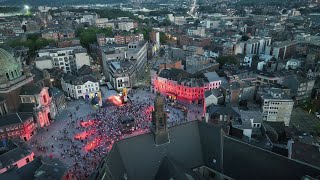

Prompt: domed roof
[{"left": 0, "top": 48, "right": 22, "bottom": 81}]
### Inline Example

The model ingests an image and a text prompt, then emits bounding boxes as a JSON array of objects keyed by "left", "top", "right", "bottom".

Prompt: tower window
[
  {"left": 6, "top": 73, "right": 9, "bottom": 79},
  {"left": 11, "top": 71, "right": 14, "bottom": 78}
]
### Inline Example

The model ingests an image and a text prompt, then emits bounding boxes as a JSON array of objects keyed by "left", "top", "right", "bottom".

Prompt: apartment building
[
  {"left": 101, "top": 41, "right": 147, "bottom": 84},
  {"left": 282, "top": 75, "right": 315, "bottom": 104},
  {"left": 259, "top": 87, "right": 294, "bottom": 126},
  {"left": 35, "top": 46, "right": 91, "bottom": 73}
]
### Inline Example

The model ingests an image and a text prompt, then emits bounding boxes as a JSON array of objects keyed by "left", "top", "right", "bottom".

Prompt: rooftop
[
  {"left": 96, "top": 120, "right": 320, "bottom": 180},
  {"left": 0, "top": 112, "right": 33, "bottom": 127}
]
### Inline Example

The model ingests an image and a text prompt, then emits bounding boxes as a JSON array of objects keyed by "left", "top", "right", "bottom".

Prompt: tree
[
  {"left": 75, "top": 27, "right": 113, "bottom": 48},
  {"left": 159, "top": 32, "right": 168, "bottom": 44},
  {"left": 241, "top": 35, "right": 250, "bottom": 41},
  {"left": 216, "top": 56, "right": 237, "bottom": 67}
]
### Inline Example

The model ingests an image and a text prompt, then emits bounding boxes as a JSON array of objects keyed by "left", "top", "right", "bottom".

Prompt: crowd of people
[
  {"left": 30, "top": 89, "right": 173, "bottom": 179},
  {"left": 28, "top": 88, "right": 200, "bottom": 179}
]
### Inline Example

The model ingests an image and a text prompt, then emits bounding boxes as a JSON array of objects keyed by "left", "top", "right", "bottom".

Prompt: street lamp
[{"left": 24, "top": 5, "right": 30, "bottom": 10}]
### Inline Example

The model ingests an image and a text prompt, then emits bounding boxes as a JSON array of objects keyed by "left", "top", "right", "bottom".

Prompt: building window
[
  {"left": 78, "top": 90, "right": 81, "bottom": 93},
  {"left": 26, "top": 158, "right": 30, "bottom": 163}
]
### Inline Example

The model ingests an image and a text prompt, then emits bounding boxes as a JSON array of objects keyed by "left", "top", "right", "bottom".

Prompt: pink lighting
[
  {"left": 80, "top": 120, "right": 95, "bottom": 128},
  {"left": 107, "top": 95, "right": 123, "bottom": 106},
  {"left": 84, "top": 137, "right": 101, "bottom": 152},
  {"left": 74, "top": 130, "right": 95, "bottom": 140}
]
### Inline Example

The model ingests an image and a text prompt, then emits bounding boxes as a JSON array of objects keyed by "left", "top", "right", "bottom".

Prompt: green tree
[
  {"left": 216, "top": 56, "right": 237, "bottom": 67},
  {"left": 159, "top": 32, "right": 168, "bottom": 44},
  {"left": 75, "top": 27, "right": 113, "bottom": 48}
]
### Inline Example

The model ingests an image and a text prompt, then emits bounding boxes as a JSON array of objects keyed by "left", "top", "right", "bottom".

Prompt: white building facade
[{"left": 35, "top": 46, "right": 91, "bottom": 73}]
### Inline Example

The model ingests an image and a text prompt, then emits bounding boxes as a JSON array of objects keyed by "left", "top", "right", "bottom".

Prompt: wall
[
  {"left": 75, "top": 53, "right": 90, "bottom": 70},
  {"left": 35, "top": 59, "right": 53, "bottom": 70}
]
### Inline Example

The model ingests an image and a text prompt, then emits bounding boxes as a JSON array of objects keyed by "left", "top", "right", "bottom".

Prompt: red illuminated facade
[
  {"left": 0, "top": 112, "right": 37, "bottom": 141},
  {"left": 151, "top": 69, "right": 221, "bottom": 104}
]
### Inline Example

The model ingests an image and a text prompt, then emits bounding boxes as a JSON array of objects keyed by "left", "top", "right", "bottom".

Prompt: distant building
[
  {"left": 265, "top": 41, "right": 297, "bottom": 60},
  {"left": 95, "top": 18, "right": 109, "bottom": 28},
  {"left": 61, "top": 74, "right": 99, "bottom": 99},
  {"left": 259, "top": 87, "right": 294, "bottom": 126},
  {"left": 35, "top": 46, "right": 91, "bottom": 74},
  {"left": 239, "top": 37, "right": 272, "bottom": 55},
  {"left": 41, "top": 27, "right": 75, "bottom": 41},
  {"left": 282, "top": 75, "right": 315, "bottom": 104},
  {"left": 114, "top": 34, "right": 144, "bottom": 44}
]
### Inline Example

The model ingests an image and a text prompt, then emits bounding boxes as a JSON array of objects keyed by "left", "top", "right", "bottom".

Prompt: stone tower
[
  {"left": 152, "top": 93, "right": 169, "bottom": 145},
  {"left": 43, "top": 70, "right": 52, "bottom": 87}
]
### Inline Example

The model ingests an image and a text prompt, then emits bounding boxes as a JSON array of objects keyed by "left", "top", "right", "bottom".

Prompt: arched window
[
  {"left": 15, "top": 70, "right": 18, "bottom": 76},
  {"left": 6, "top": 73, "right": 9, "bottom": 80},
  {"left": 11, "top": 71, "right": 14, "bottom": 78}
]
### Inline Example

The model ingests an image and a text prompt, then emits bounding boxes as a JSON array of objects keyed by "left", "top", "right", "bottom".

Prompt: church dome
[{"left": 0, "top": 48, "right": 22, "bottom": 82}]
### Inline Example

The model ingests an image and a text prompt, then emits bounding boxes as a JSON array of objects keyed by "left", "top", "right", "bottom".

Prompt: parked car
[{"left": 315, "top": 112, "right": 320, "bottom": 119}]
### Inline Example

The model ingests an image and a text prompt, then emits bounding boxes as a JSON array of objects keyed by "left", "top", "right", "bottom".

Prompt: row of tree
[
  {"left": 75, "top": 27, "right": 112, "bottom": 48},
  {"left": 7, "top": 34, "right": 55, "bottom": 57}
]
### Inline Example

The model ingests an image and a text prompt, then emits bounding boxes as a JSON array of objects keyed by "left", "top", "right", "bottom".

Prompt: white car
[{"left": 315, "top": 112, "right": 320, "bottom": 119}]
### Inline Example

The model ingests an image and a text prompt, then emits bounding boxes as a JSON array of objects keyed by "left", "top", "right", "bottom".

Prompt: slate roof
[
  {"left": 0, "top": 112, "right": 33, "bottom": 127},
  {"left": 0, "top": 143, "right": 33, "bottom": 169},
  {"left": 49, "top": 87, "right": 64, "bottom": 98},
  {"left": 63, "top": 74, "right": 98, "bottom": 85},
  {"left": 154, "top": 156, "right": 200, "bottom": 180},
  {"left": 19, "top": 103, "right": 35, "bottom": 113},
  {"left": 292, "top": 141, "right": 320, "bottom": 168},
  {"left": 99, "top": 120, "right": 320, "bottom": 180},
  {"left": 158, "top": 68, "right": 190, "bottom": 81},
  {"left": 78, "top": 65, "right": 93, "bottom": 76},
  {"left": 0, "top": 157, "right": 67, "bottom": 180},
  {"left": 102, "top": 121, "right": 223, "bottom": 180},
  {"left": 20, "top": 85, "right": 42, "bottom": 95}
]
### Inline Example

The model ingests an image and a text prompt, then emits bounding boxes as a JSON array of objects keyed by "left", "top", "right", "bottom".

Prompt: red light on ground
[
  {"left": 74, "top": 130, "right": 95, "bottom": 140},
  {"left": 84, "top": 137, "right": 101, "bottom": 152},
  {"left": 107, "top": 95, "right": 123, "bottom": 106},
  {"left": 80, "top": 120, "right": 95, "bottom": 128}
]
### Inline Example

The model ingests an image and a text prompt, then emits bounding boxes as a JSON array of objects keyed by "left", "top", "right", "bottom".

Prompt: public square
[{"left": 26, "top": 87, "right": 204, "bottom": 179}]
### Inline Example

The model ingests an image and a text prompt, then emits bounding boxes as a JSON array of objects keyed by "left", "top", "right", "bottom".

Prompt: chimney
[
  {"left": 152, "top": 93, "right": 169, "bottom": 145},
  {"left": 287, "top": 139, "right": 294, "bottom": 159}
]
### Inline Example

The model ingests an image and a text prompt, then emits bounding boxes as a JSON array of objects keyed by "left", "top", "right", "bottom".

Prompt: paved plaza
[{"left": 27, "top": 87, "right": 204, "bottom": 179}]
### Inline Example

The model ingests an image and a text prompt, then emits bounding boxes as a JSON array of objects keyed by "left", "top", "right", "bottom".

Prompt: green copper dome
[{"left": 0, "top": 48, "right": 22, "bottom": 82}]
